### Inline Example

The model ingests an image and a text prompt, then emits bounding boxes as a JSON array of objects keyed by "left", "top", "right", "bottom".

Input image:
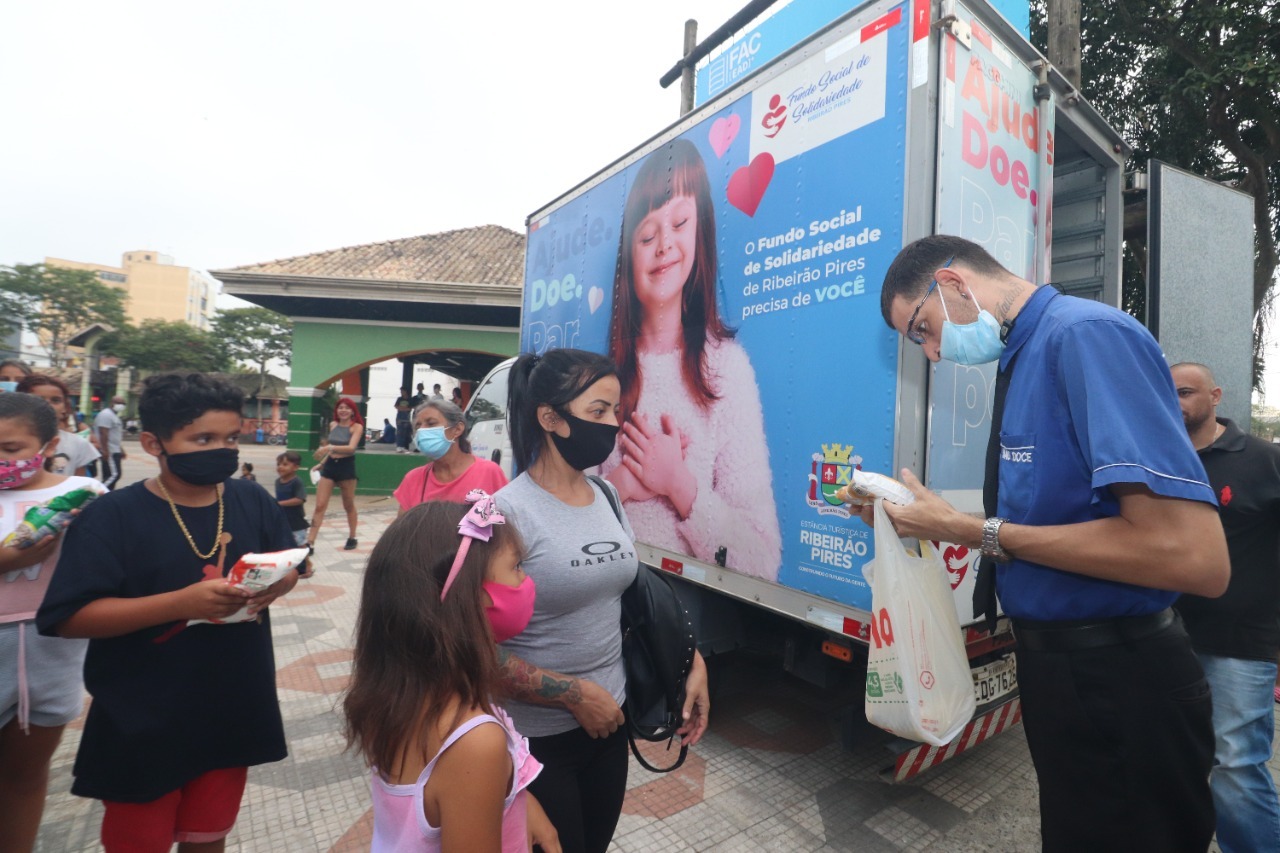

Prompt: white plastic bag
[
  {"left": 863, "top": 499, "right": 976, "bottom": 746},
  {"left": 190, "top": 548, "right": 309, "bottom": 625}
]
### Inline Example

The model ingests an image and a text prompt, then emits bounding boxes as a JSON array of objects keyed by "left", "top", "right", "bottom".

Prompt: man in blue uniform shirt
[{"left": 866, "top": 235, "right": 1229, "bottom": 852}]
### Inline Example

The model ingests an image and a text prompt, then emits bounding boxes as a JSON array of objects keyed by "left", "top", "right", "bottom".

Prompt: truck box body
[{"left": 517, "top": 0, "right": 1124, "bottom": 632}]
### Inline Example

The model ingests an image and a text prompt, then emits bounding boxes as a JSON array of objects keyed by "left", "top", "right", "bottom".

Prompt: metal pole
[
  {"left": 1046, "top": 0, "right": 1081, "bottom": 90},
  {"left": 680, "top": 19, "right": 698, "bottom": 116}
]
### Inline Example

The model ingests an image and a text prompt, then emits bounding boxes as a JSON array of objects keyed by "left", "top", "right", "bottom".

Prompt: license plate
[{"left": 971, "top": 656, "right": 1017, "bottom": 704}]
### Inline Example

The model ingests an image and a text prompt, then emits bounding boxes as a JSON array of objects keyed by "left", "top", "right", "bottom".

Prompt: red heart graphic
[
  {"left": 943, "top": 545, "right": 969, "bottom": 590},
  {"left": 726, "top": 153, "right": 775, "bottom": 217}
]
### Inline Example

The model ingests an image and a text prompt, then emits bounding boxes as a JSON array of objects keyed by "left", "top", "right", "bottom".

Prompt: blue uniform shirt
[{"left": 994, "top": 285, "right": 1215, "bottom": 620}]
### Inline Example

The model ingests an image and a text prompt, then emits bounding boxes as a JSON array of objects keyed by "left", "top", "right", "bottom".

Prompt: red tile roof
[{"left": 222, "top": 225, "right": 524, "bottom": 286}]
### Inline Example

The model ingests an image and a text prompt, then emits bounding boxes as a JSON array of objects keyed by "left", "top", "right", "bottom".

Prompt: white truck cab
[{"left": 464, "top": 357, "right": 515, "bottom": 479}]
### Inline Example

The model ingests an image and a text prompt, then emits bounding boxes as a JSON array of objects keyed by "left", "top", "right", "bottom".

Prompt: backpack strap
[
  {"left": 587, "top": 475, "right": 622, "bottom": 522},
  {"left": 589, "top": 474, "right": 689, "bottom": 773}
]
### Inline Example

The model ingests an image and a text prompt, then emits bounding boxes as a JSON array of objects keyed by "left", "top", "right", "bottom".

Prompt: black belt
[{"left": 1012, "top": 608, "right": 1176, "bottom": 653}]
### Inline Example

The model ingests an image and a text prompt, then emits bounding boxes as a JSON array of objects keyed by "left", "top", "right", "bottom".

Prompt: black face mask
[
  {"left": 550, "top": 412, "right": 619, "bottom": 471},
  {"left": 163, "top": 447, "right": 240, "bottom": 486}
]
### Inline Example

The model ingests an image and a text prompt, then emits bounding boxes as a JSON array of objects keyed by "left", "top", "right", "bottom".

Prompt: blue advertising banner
[
  {"left": 524, "top": 5, "right": 910, "bottom": 609},
  {"left": 694, "top": 0, "right": 1029, "bottom": 107}
]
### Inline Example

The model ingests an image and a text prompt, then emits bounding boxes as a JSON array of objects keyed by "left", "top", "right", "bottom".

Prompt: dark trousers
[
  {"left": 100, "top": 452, "right": 124, "bottom": 491},
  {"left": 526, "top": 726, "right": 628, "bottom": 853},
  {"left": 1016, "top": 617, "right": 1216, "bottom": 852},
  {"left": 395, "top": 418, "right": 411, "bottom": 449}
]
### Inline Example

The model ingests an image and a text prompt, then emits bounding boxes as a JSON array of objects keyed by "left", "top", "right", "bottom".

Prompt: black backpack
[{"left": 589, "top": 476, "right": 697, "bottom": 772}]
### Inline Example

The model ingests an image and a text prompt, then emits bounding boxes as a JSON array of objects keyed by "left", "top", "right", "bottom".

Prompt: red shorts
[{"left": 100, "top": 766, "right": 248, "bottom": 852}]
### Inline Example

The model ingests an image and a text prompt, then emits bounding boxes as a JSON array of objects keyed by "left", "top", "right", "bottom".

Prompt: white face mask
[{"left": 112, "top": 403, "right": 126, "bottom": 413}]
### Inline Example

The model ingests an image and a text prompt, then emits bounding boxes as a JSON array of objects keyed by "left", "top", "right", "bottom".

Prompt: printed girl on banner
[{"left": 602, "top": 137, "right": 782, "bottom": 581}]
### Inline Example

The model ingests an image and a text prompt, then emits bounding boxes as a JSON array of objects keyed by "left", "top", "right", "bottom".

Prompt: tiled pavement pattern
[{"left": 32, "top": 447, "right": 1280, "bottom": 851}]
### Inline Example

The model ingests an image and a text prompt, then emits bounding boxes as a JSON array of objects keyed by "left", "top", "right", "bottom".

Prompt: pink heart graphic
[
  {"left": 587, "top": 286, "right": 604, "bottom": 314},
  {"left": 709, "top": 115, "right": 740, "bottom": 158},
  {"left": 943, "top": 545, "right": 969, "bottom": 590},
  {"left": 726, "top": 153, "right": 775, "bottom": 217}
]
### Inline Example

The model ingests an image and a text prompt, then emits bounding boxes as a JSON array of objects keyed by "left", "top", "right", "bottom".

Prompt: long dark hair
[
  {"left": 343, "top": 501, "right": 521, "bottom": 772},
  {"left": 609, "top": 137, "right": 733, "bottom": 423},
  {"left": 16, "top": 374, "right": 74, "bottom": 429},
  {"left": 507, "top": 348, "right": 616, "bottom": 473}
]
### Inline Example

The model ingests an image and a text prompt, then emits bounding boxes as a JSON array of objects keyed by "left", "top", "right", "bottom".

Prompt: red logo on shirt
[{"left": 1220, "top": 485, "right": 1233, "bottom": 506}]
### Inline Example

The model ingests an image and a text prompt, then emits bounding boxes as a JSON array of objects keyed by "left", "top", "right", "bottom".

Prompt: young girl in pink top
[
  {"left": 0, "top": 392, "right": 105, "bottom": 851},
  {"left": 345, "top": 493, "right": 558, "bottom": 852}
]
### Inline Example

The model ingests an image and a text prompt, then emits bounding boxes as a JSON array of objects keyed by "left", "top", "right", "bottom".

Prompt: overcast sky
[
  {"left": 0, "top": 0, "right": 748, "bottom": 272},
  {"left": 2, "top": 0, "right": 1275, "bottom": 406}
]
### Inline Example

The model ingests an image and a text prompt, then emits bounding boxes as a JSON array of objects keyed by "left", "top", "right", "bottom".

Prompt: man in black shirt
[
  {"left": 1173, "top": 361, "right": 1280, "bottom": 853},
  {"left": 394, "top": 387, "right": 413, "bottom": 454}
]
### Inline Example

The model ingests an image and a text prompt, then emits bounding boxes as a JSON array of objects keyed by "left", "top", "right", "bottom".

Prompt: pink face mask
[
  {"left": 483, "top": 575, "right": 536, "bottom": 643},
  {"left": 0, "top": 448, "right": 46, "bottom": 489}
]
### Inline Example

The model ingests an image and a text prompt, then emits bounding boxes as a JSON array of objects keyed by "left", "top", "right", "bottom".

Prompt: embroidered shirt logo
[
  {"left": 1001, "top": 445, "right": 1033, "bottom": 464},
  {"left": 1220, "top": 485, "right": 1233, "bottom": 506}
]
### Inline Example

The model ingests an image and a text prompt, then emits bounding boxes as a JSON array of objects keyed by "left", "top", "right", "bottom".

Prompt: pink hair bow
[{"left": 440, "top": 489, "right": 506, "bottom": 600}]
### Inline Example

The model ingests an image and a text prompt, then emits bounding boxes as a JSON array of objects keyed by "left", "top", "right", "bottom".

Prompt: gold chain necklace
[{"left": 155, "top": 477, "right": 225, "bottom": 560}]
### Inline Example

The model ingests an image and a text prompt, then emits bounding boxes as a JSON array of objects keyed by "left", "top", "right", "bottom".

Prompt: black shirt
[
  {"left": 36, "top": 478, "right": 296, "bottom": 801},
  {"left": 1176, "top": 418, "right": 1280, "bottom": 661},
  {"left": 274, "top": 475, "right": 308, "bottom": 531}
]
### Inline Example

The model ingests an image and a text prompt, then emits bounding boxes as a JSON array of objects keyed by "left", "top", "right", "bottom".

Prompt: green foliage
[
  {"left": 211, "top": 307, "right": 292, "bottom": 373},
  {"left": 0, "top": 264, "right": 128, "bottom": 367},
  {"left": 211, "top": 307, "right": 292, "bottom": 419},
  {"left": 1031, "top": 0, "right": 1280, "bottom": 387},
  {"left": 103, "top": 319, "right": 231, "bottom": 373},
  {"left": 1252, "top": 404, "right": 1280, "bottom": 441}
]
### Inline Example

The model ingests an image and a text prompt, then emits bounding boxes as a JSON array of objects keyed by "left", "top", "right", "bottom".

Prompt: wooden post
[
  {"left": 680, "top": 19, "right": 697, "bottom": 116},
  {"left": 1046, "top": 0, "right": 1082, "bottom": 90}
]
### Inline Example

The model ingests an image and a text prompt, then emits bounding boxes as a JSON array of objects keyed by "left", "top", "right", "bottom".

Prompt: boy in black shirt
[
  {"left": 275, "top": 451, "right": 309, "bottom": 547},
  {"left": 37, "top": 373, "right": 301, "bottom": 853}
]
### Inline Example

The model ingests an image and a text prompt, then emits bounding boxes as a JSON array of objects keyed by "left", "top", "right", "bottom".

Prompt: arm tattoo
[{"left": 497, "top": 647, "right": 583, "bottom": 708}]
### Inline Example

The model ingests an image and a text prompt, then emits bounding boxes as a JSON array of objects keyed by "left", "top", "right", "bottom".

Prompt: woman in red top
[{"left": 393, "top": 400, "right": 506, "bottom": 516}]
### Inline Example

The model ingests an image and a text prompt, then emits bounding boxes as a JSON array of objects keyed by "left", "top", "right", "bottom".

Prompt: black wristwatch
[{"left": 982, "top": 517, "right": 1011, "bottom": 563}]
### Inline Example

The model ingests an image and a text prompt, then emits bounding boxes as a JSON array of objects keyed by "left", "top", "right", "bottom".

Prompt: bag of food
[
  {"left": 3, "top": 487, "right": 100, "bottom": 549},
  {"left": 863, "top": 499, "right": 975, "bottom": 746},
  {"left": 192, "top": 547, "right": 309, "bottom": 625}
]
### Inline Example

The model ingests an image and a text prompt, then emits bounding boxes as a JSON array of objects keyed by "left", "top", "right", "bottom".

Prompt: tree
[
  {"left": 0, "top": 264, "right": 128, "bottom": 368},
  {"left": 1031, "top": 1, "right": 1280, "bottom": 388},
  {"left": 211, "top": 307, "right": 293, "bottom": 422},
  {"left": 103, "top": 319, "right": 231, "bottom": 374}
]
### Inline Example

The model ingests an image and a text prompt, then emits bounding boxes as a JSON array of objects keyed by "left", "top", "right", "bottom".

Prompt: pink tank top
[{"left": 369, "top": 707, "right": 542, "bottom": 853}]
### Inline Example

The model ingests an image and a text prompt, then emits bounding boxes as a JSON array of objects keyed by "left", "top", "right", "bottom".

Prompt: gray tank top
[{"left": 328, "top": 423, "right": 352, "bottom": 445}]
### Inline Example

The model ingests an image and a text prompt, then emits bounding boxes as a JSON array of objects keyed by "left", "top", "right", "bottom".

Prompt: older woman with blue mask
[{"left": 392, "top": 399, "right": 507, "bottom": 516}]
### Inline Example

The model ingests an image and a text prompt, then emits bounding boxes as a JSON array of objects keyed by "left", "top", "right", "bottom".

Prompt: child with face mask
[
  {"left": 345, "top": 493, "right": 558, "bottom": 853},
  {"left": 392, "top": 399, "right": 507, "bottom": 517},
  {"left": 0, "top": 392, "right": 106, "bottom": 852},
  {"left": 36, "top": 372, "right": 303, "bottom": 853}
]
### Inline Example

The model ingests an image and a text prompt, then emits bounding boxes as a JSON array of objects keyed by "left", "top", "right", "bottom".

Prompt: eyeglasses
[{"left": 905, "top": 257, "right": 954, "bottom": 345}]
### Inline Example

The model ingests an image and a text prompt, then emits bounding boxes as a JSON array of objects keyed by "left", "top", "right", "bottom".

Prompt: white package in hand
[
  {"left": 191, "top": 547, "right": 309, "bottom": 625},
  {"left": 862, "top": 499, "right": 975, "bottom": 746}
]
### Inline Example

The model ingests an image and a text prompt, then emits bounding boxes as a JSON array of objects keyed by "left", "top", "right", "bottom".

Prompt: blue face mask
[
  {"left": 415, "top": 426, "right": 453, "bottom": 460},
  {"left": 939, "top": 289, "right": 1005, "bottom": 365}
]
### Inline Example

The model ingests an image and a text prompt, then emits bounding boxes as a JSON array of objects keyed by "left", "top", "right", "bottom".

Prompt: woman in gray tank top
[{"left": 309, "top": 397, "right": 363, "bottom": 550}]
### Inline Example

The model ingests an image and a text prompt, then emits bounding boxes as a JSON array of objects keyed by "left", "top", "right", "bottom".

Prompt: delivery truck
[{"left": 466, "top": 0, "right": 1255, "bottom": 780}]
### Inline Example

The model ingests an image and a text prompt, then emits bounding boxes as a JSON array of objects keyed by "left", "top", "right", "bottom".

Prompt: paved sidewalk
[{"left": 32, "top": 462, "right": 1280, "bottom": 851}]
